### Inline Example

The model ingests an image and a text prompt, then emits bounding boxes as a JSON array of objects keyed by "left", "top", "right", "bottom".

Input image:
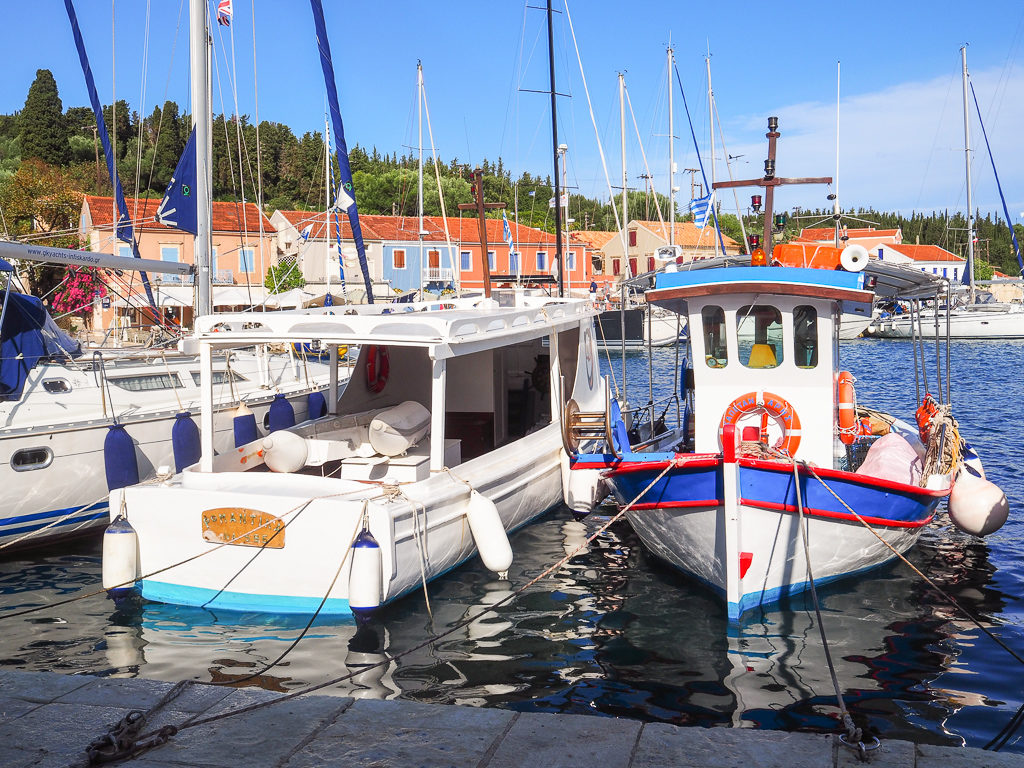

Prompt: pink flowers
[{"left": 52, "top": 267, "right": 107, "bottom": 317}]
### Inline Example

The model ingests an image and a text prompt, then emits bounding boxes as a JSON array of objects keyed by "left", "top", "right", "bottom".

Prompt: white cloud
[{"left": 718, "top": 64, "right": 1024, "bottom": 220}]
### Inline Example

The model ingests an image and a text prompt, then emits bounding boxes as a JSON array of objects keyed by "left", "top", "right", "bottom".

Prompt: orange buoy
[{"left": 837, "top": 370, "right": 857, "bottom": 445}]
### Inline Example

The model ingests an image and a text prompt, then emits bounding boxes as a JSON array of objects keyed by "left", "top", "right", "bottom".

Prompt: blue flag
[
  {"left": 156, "top": 127, "right": 198, "bottom": 235},
  {"left": 689, "top": 192, "right": 714, "bottom": 229}
]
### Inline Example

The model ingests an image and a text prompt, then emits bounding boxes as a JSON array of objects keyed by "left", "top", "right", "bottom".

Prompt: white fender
[
  {"left": 102, "top": 513, "right": 139, "bottom": 592},
  {"left": 262, "top": 431, "right": 308, "bottom": 473},
  {"left": 948, "top": 472, "right": 1009, "bottom": 536},
  {"left": 466, "top": 489, "right": 513, "bottom": 578},
  {"left": 348, "top": 529, "right": 382, "bottom": 614},
  {"left": 561, "top": 448, "right": 606, "bottom": 515}
]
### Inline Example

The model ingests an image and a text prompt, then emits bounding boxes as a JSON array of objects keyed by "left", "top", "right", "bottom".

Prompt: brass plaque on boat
[{"left": 201, "top": 508, "right": 285, "bottom": 548}]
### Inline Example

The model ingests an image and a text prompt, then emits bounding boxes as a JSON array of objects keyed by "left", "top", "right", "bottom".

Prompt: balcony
[
  {"left": 152, "top": 269, "right": 235, "bottom": 285},
  {"left": 422, "top": 267, "right": 454, "bottom": 284}
]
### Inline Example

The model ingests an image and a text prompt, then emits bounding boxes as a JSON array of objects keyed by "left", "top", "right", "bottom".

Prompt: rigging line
[
  {"left": 712, "top": 94, "right": 748, "bottom": 247},
  {"left": 250, "top": 0, "right": 266, "bottom": 284},
  {"left": 224, "top": 18, "right": 256, "bottom": 308},
  {"left": 563, "top": 0, "right": 623, "bottom": 234},
  {"left": 143, "top": 0, "right": 187, "bottom": 200},
  {"left": 421, "top": 70, "right": 458, "bottom": 292},
  {"left": 132, "top": 0, "right": 152, "bottom": 205},
  {"left": 806, "top": 464, "right": 1024, "bottom": 668},
  {"left": 623, "top": 83, "right": 665, "bottom": 229},
  {"left": 143, "top": 459, "right": 681, "bottom": 743},
  {"left": 913, "top": 69, "right": 958, "bottom": 213}
]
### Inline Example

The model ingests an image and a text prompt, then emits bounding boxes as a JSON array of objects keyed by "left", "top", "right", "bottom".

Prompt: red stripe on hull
[{"left": 740, "top": 497, "right": 934, "bottom": 529}]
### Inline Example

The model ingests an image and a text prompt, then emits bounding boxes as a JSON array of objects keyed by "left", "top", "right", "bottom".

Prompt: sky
[{"left": 3, "top": 1, "right": 1024, "bottom": 232}]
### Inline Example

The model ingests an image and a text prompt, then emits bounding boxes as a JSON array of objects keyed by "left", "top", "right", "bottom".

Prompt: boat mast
[
  {"left": 706, "top": 54, "right": 718, "bottom": 258},
  {"left": 961, "top": 46, "right": 976, "bottom": 304},
  {"left": 190, "top": 0, "right": 212, "bottom": 317},
  {"left": 418, "top": 61, "right": 425, "bottom": 295},
  {"left": 834, "top": 60, "right": 841, "bottom": 248},
  {"left": 668, "top": 46, "right": 675, "bottom": 248},
  {"left": 325, "top": 115, "right": 332, "bottom": 299},
  {"left": 547, "top": 0, "right": 564, "bottom": 297},
  {"left": 619, "top": 73, "right": 628, "bottom": 277}
]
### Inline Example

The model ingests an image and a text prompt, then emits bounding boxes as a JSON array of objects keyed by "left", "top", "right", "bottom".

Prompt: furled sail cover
[{"left": 0, "top": 292, "right": 82, "bottom": 401}]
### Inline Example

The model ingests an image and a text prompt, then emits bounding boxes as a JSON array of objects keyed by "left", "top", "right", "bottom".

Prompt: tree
[
  {"left": 264, "top": 261, "right": 305, "bottom": 292},
  {"left": 19, "top": 70, "right": 70, "bottom": 165}
]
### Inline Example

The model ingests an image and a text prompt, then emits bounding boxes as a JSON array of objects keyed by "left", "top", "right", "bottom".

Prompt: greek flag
[
  {"left": 300, "top": 223, "right": 313, "bottom": 242},
  {"left": 502, "top": 211, "right": 514, "bottom": 252},
  {"left": 689, "top": 192, "right": 714, "bottom": 228}
]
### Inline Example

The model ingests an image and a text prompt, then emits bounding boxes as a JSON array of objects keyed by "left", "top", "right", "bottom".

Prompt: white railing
[{"left": 422, "top": 267, "right": 454, "bottom": 283}]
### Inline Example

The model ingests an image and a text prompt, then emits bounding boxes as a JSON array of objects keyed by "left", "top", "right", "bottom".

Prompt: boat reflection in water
[{"left": 0, "top": 511, "right": 1016, "bottom": 751}]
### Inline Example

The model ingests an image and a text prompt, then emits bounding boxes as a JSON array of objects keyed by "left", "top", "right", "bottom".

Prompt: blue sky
[{"left": 4, "top": 1, "right": 1024, "bottom": 225}]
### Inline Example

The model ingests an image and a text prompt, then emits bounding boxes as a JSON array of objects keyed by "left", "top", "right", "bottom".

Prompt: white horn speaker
[{"left": 840, "top": 244, "right": 869, "bottom": 272}]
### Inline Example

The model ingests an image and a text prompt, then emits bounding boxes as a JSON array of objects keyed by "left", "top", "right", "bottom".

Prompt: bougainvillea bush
[{"left": 52, "top": 266, "right": 106, "bottom": 318}]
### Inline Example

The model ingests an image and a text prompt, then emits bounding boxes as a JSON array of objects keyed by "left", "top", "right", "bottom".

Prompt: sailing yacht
[{"left": 0, "top": 0, "right": 336, "bottom": 552}]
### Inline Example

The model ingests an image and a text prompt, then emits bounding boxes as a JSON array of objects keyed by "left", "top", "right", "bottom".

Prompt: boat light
[
  {"left": 751, "top": 195, "right": 762, "bottom": 213},
  {"left": 768, "top": 116, "right": 779, "bottom": 133},
  {"left": 747, "top": 234, "right": 761, "bottom": 250},
  {"left": 751, "top": 247, "right": 767, "bottom": 267},
  {"left": 773, "top": 213, "right": 787, "bottom": 229},
  {"left": 764, "top": 159, "right": 776, "bottom": 179}
]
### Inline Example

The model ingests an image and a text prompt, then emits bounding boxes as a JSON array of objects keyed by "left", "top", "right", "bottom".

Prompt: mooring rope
[{"left": 83, "top": 459, "right": 679, "bottom": 764}]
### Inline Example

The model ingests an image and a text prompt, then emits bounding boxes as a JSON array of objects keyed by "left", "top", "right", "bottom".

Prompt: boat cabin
[{"left": 647, "top": 266, "right": 873, "bottom": 466}]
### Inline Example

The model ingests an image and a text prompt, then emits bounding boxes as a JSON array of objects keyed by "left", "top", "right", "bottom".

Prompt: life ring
[
  {"left": 837, "top": 370, "right": 857, "bottom": 445},
  {"left": 719, "top": 391, "right": 802, "bottom": 457},
  {"left": 365, "top": 345, "right": 390, "bottom": 393}
]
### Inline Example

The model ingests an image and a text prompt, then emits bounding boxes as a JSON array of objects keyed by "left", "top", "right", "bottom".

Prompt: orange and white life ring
[
  {"left": 719, "top": 391, "right": 802, "bottom": 457},
  {"left": 837, "top": 370, "right": 857, "bottom": 445},
  {"left": 365, "top": 345, "right": 390, "bottom": 394}
]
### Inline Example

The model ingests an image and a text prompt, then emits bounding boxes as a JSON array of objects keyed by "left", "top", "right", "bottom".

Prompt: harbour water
[{"left": 0, "top": 338, "right": 1021, "bottom": 754}]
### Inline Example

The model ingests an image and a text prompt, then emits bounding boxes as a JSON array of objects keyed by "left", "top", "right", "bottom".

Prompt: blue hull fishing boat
[{"left": 566, "top": 118, "right": 1009, "bottom": 621}]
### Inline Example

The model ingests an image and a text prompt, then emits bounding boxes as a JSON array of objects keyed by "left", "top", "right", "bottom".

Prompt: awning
[{"left": 112, "top": 285, "right": 270, "bottom": 309}]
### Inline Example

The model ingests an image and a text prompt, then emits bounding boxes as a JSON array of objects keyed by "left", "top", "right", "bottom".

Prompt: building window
[
  {"left": 536, "top": 251, "right": 547, "bottom": 270},
  {"left": 567, "top": 251, "right": 576, "bottom": 270},
  {"left": 160, "top": 245, "right": 180, "bottom": 262},
  {"left": 393, "top": 249, "right": 406, "bottom": 269},
  {"left": 488, "top": 251, "right": 495, "bottom": 270},
  {"left": 629, "top": 258, "right": 638, "bottom": 277},
  {"left": 240, "top": 248, "right": 255, "bottom": 273},
  {"left": 509, "top": 252, "right": 520, "bottom": 273},
  {"left": 612, "top": 258, "right": 621, "bottom": 276},
  {"left": 953, "top": 268, "right": 958, "bottom": 280},
  {"left": 628, "top": 230, "right": 637, "bottom": 247},
  {"left": 118, "top": 245, "right": 132, "bottom": 259},
  {"left": 211, "top": 247, "right": 218, "bottom": 273},
  {"left": 460, "top": 250, "right": 472, "bottom": 271},
  {"left": 647, "top": 257, "right": 655, "bottom": 273}
]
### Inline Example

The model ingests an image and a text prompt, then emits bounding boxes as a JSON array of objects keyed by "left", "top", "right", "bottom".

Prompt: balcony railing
[
  {"left": 153, "top": 269, "right": 235, "bottom": 285},
  {"left": 422, "top": 267, "right": 454, "bottom": 283}
]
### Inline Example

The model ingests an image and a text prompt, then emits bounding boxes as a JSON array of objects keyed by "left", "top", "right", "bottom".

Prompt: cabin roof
[
  {"left": 648, "top": 266, "right": 873, "bottom": 308},
  {"left": 189, "top": 295, "right": 596, "bottom": 359}
]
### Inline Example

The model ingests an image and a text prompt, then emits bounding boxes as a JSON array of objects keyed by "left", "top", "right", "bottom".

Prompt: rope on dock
[{"left": 83, "top": 459, "right": 679, "bottom": 764}]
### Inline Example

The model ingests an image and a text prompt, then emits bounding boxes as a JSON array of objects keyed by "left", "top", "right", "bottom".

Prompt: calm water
[{"left": 1, "top": 338, "right": 1022, "bottom": 753}]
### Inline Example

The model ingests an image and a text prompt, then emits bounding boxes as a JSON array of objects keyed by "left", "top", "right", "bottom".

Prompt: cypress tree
[{"left": 19, "top": 69, "right": 70, "bottom": 165}]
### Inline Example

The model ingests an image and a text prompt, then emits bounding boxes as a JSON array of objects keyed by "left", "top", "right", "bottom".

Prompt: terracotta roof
[
  {"left": 84, "top": 195, "right": 274, "bottom": 234},
  {"left": 446, "top": 216, "right": 559, "bottom": 247},
  {"left": 635, "top": 220, "right": 740, "bottom": 248},
  {"left": 571, "top": 230, "right": 617, "bottom": 249},
  {"left": 276, "top": 209, "right": 381, "bottom": 241},
  {"left": 887, "top": 244, "right": 963, "bottom": 263},
  {"left": 798, "top": 226, "right": 900, "bottom": 242}
]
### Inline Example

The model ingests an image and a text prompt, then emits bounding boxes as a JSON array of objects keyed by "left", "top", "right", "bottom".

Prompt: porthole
[
  {"left": 11, "top": 447, "right": 54, "bottom": 471},
  {"left": 43, "top": 379, "right": 72, "bottom": 393}
]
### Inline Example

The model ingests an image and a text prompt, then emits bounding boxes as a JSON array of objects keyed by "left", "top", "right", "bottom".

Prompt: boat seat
[{"left": 747, "top": 343, "right": 777, "bottom": 369}]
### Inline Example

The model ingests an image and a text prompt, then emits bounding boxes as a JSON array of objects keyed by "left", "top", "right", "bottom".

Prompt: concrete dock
[{"left": 0, "top": 669, "right": 1020, "bottom": 767}]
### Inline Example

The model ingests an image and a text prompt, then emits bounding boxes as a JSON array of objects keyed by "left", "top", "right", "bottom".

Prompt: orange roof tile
[
  {"left": 635, "top": 220, "right": 740, "bottom": 248},
  {"left": 571, "top": 230, "right": 617, "bottom": 249},
  {"left": 276, "top": 209, "right": 381, "bottom": 241},
  {"left": 84, "top": 195, "right": 273, "bottom": 234},
  {"left": 887, "top": 244, "right": 963, "bottom": 263}
]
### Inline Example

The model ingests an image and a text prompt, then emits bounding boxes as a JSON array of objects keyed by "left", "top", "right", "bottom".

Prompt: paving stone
[
  {"left": 836, "top": 735, "right": 914, "bottom": 767},
  {"left": 285, "top": 698, "right": 514, "bottom": 768},
  {"left": 633, "top": 723, "right": 834, "bottom": 768},
  {"left": 0, "top": 695, "right": 38, "bottom": 724},
  {"left": 487, "top": 710, "right": 641, "bottom": 768},
  {"left": 0, "top": 702, "right": 136, "bottom": 767},
  {"left": 0, "top": 743, "right": 40, "bottom": 768},
  {"left": 0, "top": 668, "right": 93, "bottom": 703},
  {"left": 917, "top": 742, "right": 1024, "bottom": 768},
  {"left": 145, "top": 690, "right": 350, "bottom": 768}
]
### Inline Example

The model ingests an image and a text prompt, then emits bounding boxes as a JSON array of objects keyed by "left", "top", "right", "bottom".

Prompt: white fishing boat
[{"left": 105, "top": 293, "right": 601, "bottom": 614}]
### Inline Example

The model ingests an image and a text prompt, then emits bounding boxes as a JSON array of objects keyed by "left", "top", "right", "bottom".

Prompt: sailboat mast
[
  {"left": 418, "top": 61, "right": 425, "bottom": 295},
  {"left": 619, "top": 73, "right": 628, "bottom": 277},
  {"left": 706, "top": 55, "right": 717, "bottom": 258},
  {"left": 547, "top": 0, "right": 564, "bottom": 297},
  {"left": 961, "top": 46, "right": 976, "bottom": 302},
  {"left": 668, "top": 46, "right": 675, "bottom": 248},
  {"left": 834, "top": 60, "right": 841, "bottom": 248},
  {"left": 190, "top": 0, "right": 212, "bottom": 317},
  {"left": 325, "top": 116, "right": 331, "bottom": 298}
]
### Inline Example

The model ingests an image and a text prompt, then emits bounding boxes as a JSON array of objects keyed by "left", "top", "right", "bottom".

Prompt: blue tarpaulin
[{"left": 0, "top": 293, "right": 81, "bottom": 401}]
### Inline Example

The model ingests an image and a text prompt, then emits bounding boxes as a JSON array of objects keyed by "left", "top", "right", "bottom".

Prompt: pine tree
[{"left": 19, "top": 70, "right": 70, "bottom": 165}]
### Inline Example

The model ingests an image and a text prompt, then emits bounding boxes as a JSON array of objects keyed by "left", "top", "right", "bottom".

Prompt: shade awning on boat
[{"left": 112, "top": 285, "right": 270, "bottom": 309}]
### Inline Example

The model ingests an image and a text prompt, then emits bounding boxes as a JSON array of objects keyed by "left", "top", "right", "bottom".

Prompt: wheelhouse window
[
  {"left": 736, "top": 305, "right": 783, "bottom": 369},
  {"left": 702, "top": 306, "right": 728, "bottom": 367},
  {"left": 793, "top": 305, "right": 818, "bottom": 368}
]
